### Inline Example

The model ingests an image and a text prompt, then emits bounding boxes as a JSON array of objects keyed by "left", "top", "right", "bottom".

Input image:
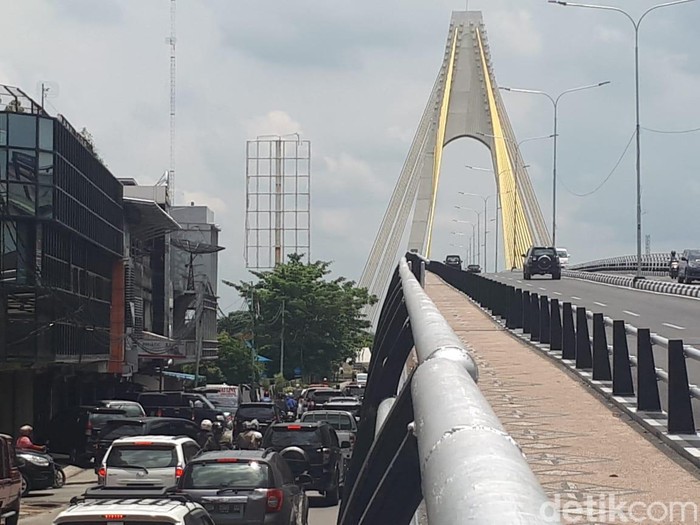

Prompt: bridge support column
[
  {"left": 530, "top": 293, "right": 540, "bottom": 342},
  {"left": 612, "top": 320, "right": 635, "bottom": 396},
  {"left": 549, "top": 299, "right": 562, "bottom": 351},
  {"left": 637, "top": 328, "right": 661, "bottom": 412},
  {"left": 592, "top": 313, "right": 612, "bottom": 381},
  {"left": 575, "top": 307, "right": 592, "bottom": 370},
  {"left": 562, "top": 302, "right": 576, "bottom": 360},
  {"left": 667, "top": 339, "right": 696, "bottom": 434},
  {"left": 539, "top": 296, "right": 550, "bottom": 345}
]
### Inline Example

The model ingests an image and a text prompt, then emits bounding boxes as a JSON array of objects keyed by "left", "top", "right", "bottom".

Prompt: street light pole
[
  {"left": 499, "top": 81, "right": 610, "bottom": 247},
  {"left": 549, "top": 0, "right": 695, "bottom": 278},
  {"left": 454, "top": 206, "right": 481, "bottom": 265}
]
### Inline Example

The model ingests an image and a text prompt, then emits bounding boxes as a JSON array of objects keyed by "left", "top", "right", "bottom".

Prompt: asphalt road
[
  {"left": 17, "top": 469, "right": 340, "bottom": 525},
  {"left": 485, "top": 272, "right": 700, "bottom": 421}
]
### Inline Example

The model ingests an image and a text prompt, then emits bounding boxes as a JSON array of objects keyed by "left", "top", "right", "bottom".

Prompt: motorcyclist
[
  {"left": 196, "top": 419, "right": 213, "bottom": 449},
  {"left": 16, "top": 425, "right": 46, "bottom": 452},
  {"left": 203, "top": 422, "right": 227, "bottom": 452},
  {"left": 285, "top": 393, "right": 298, "bottom": 413},
  {"left": 236, "top": 420, "right": 263, "bottom": 450}
]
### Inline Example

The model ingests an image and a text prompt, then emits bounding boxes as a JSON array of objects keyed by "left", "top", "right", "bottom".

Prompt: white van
[
  {"left": 356, "top": 373, "right": 368, "bottom": 387},
  {"left": 98, "top": 435, "right": 199, "bottom": 488}
]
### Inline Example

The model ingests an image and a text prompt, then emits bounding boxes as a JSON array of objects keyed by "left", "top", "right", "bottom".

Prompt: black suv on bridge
[{"left": 523, "top": 246, "right": 561, "bottom": 280}]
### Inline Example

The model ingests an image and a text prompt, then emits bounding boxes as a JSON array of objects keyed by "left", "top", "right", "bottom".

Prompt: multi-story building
[{"left": 0, "top": 86, "right": 125, "bottom": 434}]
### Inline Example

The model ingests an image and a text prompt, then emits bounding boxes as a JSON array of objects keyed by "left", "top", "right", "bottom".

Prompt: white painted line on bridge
[
  {"left": 553, "top": 292, "right": 562, "bottom": 296},
  {"left": 571, "top": 296, "right": 582, "bottom": 300},
  {"left": 538, "top": 287, "right": 547, "bottom": 291},
  {"left": 623, "top": 310, "right": 640, "bottom": 317},
  {"left": 662, "top": 322, "right": 686, "bottom": 330},
  {"left": 594, "top": 302, "right": 607, "bottom": 307}
]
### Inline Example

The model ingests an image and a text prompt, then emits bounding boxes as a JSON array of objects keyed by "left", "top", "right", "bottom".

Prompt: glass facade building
[{"left": 0, "top": 110, "right": 124, "bottom": 362}]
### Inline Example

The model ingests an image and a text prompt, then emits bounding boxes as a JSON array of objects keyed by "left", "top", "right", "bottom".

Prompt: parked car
[
  {"left": 15, "top": 448, "right": 64, "bottom": 496},
  {"left": 52, "top": 486, "right": 214, "bottom": 525},
  {"left": 233, "top": 403, "right": 284, "bottom": 435},
  {"left": 522, "top": 246, "right": 561, "bottom": 280},
  {"left": 96, "top": 399, "right": 146, "bottom": 417},
  {"left": 466, "top": 264, "right": 481, "bottom": 273},
  {"left": 137, "top": 391, "right": 224, "bottom": 425},
  {"left": 92, "top": 417, "right": 200, "bottom": 470},
  {"left": 444, "top": 254, "right": 462, "bottom": 269},
  {"left": 98, "top": 435, "right": 199, "bottom": 488},
  {"left": 262, "top": 422, "right": 350, "bottom": 505},
  {"left": 299, "top": 410, "right": 358, "bottom": 465},
  {"left": 0, "top": 434, "right": 21, "bottom": 525},
  {"left": 556, "top": 248, "right": 570, "bottom": 268},
  {"left": 177, "top": 450, "right": 310, "bottom": 524},
  {"left": 677, "top": 249, "right": 700, "bottom": 284},
  {"left": 46, "top": 406, "right": 128, "bottom": 466}
]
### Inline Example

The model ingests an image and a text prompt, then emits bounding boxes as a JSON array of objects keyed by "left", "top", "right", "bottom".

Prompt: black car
[
  {"left": 445, "top": 254, "right": 462, "bottom": 270},
  {"left": 137, "top": 391, "right": 224, "bottom": 425},
  {"left": 92, "top": 417, "right": 199, "bottom": 470},
  {"left": 678, "top": 249, "right": 700, "bottom": 284},
  {"left": 46, "top": 406, "right": 128, "bottom": 466},
  {"left": 177, "top": 450, "right": 310, "bottom": 524},
  {"left": 466, "top": 264, "right": 481, "bottom": 274},
  {"left": 262, "top": 422, "right": 350, "bottom": 506},
  {"left": 14, "top": 449, "right": 60, "bottom": 496},
  {"left": 522, "top": 246, "right": 561, "bottom": 280},
  {"left": 234, "top": 403, "right": 284, "bottom": 435},
  {"left": 306, "top": 389, "right": 342, "bottom": 412}
]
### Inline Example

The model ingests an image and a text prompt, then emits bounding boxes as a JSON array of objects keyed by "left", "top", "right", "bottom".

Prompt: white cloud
[
  {"left": 319, "top": 153, "right": 389, "bottom": 196},
  {"left": 181, "top": 191, "right": 228, "bottom": 217},
  {"left": 490, "top": 9, "right": 543, "bottom": 58},
  {"left": 244, "top": 111, "right": 303, "bottom": 139}
]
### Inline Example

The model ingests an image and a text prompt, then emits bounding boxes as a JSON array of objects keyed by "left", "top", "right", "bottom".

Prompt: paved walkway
[{"left": 426, "top": 273, "right": 700, "bottom": 525}]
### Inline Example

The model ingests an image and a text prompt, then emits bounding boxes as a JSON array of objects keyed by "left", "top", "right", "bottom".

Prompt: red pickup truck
[{"left": 0, "top": 434, "right": 21, "bottom": 525}]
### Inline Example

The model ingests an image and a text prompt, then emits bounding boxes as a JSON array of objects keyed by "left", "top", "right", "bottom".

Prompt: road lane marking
[
  {"left": 662, "top": 323, "right": 686, "bottom": 330},
  {"left": 571, "top": 296, "right": 581, "bottom": 300},
  {"left": 539, "top": 287, "right": 547, "bottom": 291},
  {"left": 553, "top": 292, "right": 562, "bottom": 296},
  {"left": 623, "top": 310, "right": 640, "bottom": 317},
  {"left": 594, "top": 302, "right": 607, "bottom": 307}
]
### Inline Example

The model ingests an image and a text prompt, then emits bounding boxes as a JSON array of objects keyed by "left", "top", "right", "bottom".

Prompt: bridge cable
[
  {"left": 559, "top": 128, "right": 635, "bottom": 198},
  {"left": 642, "top": 125, "right": 700, "bottom": 134}
]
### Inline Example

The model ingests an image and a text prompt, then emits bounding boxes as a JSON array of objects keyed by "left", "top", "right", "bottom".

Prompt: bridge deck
[{"left": 426, "top": 273, "right": 700, "bottom": 523}]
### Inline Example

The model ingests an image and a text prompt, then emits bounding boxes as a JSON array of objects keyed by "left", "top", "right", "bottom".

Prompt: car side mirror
[
  {"left": 340, "top": 441, "right": 352, "bottom": 449},
  {"left": 296, "top": 473, "right": 313, "bottom": 486}
]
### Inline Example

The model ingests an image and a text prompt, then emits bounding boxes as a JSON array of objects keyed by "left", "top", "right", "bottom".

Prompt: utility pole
[
  {"left": 193, "top": 288, "right": 204, "bottom": 387},
  {"left": 280, "top": 299, "right": 285, "bottom": 378}
]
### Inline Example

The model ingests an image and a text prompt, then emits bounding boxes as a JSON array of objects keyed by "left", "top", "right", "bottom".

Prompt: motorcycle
[{"left": 670, "top": 260, "right": 679, "bottom": 279}]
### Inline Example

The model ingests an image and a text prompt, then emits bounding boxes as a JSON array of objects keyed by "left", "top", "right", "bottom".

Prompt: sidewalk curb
[
  {"left": 435, "top": 275, "right": 700, "bottom": 471},
  {"left": 62, "top": 465, "right": 85, "bottom": 479}
]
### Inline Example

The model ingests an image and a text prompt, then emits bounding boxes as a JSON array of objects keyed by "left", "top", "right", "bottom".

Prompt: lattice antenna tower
[{"left": 167, "top": 0, "right": 177, "bottom": 204}]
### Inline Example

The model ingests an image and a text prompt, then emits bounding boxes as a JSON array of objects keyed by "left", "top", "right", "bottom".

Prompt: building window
[
  {"left": 38, "top": 118, "right": 53, "bottom": 150},
  {"left": 38, "top": 152, "right": 53, "bottom": 184},
  {"left": 0, "top": 149, "right": 6, "bottom": 180},
  {"left": 1, "top": 221, "right": 17, "bottom": 282},
  {"left": 8, "top": 182, "right": 36, "bottom": 216},
  {"left": 37, "top": 185, "right": 52, "bottom": 218},
  {"left": 8, "top": 114, "right": 36, "bottom": 149},
  {"left": 0, "top": 114, "right": 6, "bottom": 146},
  {"left": 8, "top": 149, "right": 36, "bottom": 183}
]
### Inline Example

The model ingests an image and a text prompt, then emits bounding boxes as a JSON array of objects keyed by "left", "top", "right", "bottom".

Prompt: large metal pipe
[{"left": 398, "top": 258, "right": 557, "bottom": 525}]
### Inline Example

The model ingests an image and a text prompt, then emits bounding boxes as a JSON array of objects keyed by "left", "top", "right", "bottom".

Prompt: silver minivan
[{"left": 98, "top": 435, "right": 200, "bottom": 488}]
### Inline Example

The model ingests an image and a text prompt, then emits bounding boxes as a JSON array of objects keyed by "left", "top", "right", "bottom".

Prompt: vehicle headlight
[{"left": 19, "top": 454, "right": 50, "bottom": 467}]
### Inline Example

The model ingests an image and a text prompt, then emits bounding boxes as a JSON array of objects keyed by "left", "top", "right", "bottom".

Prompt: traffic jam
[{"left": 0, "top": 381, "right": 366, "bottom": 525}]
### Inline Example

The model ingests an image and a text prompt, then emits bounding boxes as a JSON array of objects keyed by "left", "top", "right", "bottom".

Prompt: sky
[{"left": 2, "top": 0, "right": 699, "bottom": 310}]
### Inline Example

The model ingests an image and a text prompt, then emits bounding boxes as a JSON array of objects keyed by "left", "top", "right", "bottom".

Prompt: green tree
[
  {"left": 217, "top": 332, "right": 262, "bottom": 384},
  {"left": 182, "top": 360, "right": 224, "bottom": 383},
  {"left": 223, "top": 254, "right": 376, "bottom": 381}
]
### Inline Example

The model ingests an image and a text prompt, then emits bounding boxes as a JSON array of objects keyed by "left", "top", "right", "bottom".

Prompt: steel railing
[{"left": 339, "top": 253, "right": 558, "bottom": 525}]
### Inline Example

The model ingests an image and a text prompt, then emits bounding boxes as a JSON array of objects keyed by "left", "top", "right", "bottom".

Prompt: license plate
[{"left": 204, "top": 503, "right": 243, "bottom": 514}]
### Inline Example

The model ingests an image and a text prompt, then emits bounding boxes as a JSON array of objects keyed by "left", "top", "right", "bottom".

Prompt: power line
[
  {"left": 559, "top": 129, "right": 636, "bottom": 198},
  {"left": 642, "top": 125, "right": 700, "bottom": 134}
]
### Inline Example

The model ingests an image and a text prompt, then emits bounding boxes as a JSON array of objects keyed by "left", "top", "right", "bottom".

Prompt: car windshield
[
  {"left": 556, "top": 250, "right": 568, "bottom": 258},
  {"left": 266, "top": 428, "right": 323, "bottom": 448},
  {"left": 207, "top": 393, "right": 238, "bottom": 410},
  {"left": 344, "top": 386, "right": 364, "bottom": 397},
  {"left": 686, "top": 250, "right": 700, "bottom": 260},
  {"left": 89, "top": 412, "right": 127, "bottom": 428},
  {"left": 98, "top": 422, "right": 146, "bottom": 441},
  {"left": 446, "top": 256, "right": 460, "bottom": 263},
  {"left": 324, "top": 404, "right": 360, "bottom": 417},
  {"left": 532, "top": 248, "right": 555, "bottom": 256},
  {"left": 312, "top": 391, "right": 341, "bottom": 403},
  {"left": 102, "top": 404, "right": 145, "bottom": 417},
  {"left": 106, "top": 445, "right": 177, "bottom": 469},
  {"left": 236, "top": 406, "right": 275, "bottom": 420},
  {"left": 183, "top": 461, "right": 270, "bottom": 489},
  {"left": 302, "top": 413, "right": 355, "bottom": 431}
]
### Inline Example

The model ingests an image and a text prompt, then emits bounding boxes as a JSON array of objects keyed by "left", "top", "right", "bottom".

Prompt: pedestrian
[{"left": 16, "top": 425, "right": 46, "bottom": 452}]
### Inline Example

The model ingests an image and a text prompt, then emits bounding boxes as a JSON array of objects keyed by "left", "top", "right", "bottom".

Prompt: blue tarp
[{"left": 256, "top": 355, "right": 272, "bottom": 363}]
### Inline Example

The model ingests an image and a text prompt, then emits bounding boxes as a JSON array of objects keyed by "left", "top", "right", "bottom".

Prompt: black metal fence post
[
  {"left": 506, "top": 287, "right": 517, "bottom": 329},
  {"left": 530, "top": 293, "right": 540, "bottom": 342},
  {"left": 592, "top": 313, "right": 612, "bottom": 381},
  {"left": 512, "top": 288, "right": 523, "bottom": 329},
  {"left": 539, "top": 296, "right": 550, "bottom": 345},
  {"left": 575, "top": 307, "right": 593, "bottom": 369},
  {"left": 637, "top": 328, "right": 661, "bottom": 412},
  {"left": 522, "top": 291, "right": 531, "bottom": 334},
  {"left": 562, "top": 302, "right": 576, "bottom": 360},
  {"left": 667, "top": 339, "right": 696, "bottom": 434},
  {"left": 550, "top": 299, "right": 562, "bottom": 351},
  {"left": 612, "top": 320, "right": 634, "bottom": 396}
]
